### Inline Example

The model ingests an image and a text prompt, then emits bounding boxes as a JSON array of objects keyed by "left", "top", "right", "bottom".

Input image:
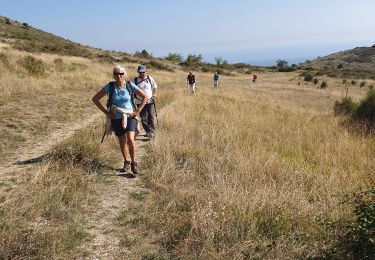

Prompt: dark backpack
[{"left": 106, "top": 81, "right": 136, "bottom": 111}]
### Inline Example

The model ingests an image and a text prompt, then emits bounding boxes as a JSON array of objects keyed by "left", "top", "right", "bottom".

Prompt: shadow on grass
[
  {"left": 100, "top": 165, "right": 137, "bottom": 179},
  {"left": 338, "top": 117, "right": 375, "bottom": 136},
  {"left": 14, "top": 155, "right": 47, "bottom": 165}
]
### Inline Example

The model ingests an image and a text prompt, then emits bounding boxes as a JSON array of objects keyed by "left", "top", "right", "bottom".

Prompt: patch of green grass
[{"left": 129, "top": 191, "right": 149, "bottom": 201}]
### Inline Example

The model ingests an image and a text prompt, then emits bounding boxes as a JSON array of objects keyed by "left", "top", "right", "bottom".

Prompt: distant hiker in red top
[{"left": 253, "top": 74, "right": 257, "bottom": 83}]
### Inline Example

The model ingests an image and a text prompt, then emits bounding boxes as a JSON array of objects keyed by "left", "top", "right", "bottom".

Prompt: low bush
[
  {"left": 333, "top": 97, "right": 357, "bottom": 115},
  {"left": 144, "top": 60, "right": 174, "bottom": 72},
  {"left": 19, "top": 55, "right": 47, "bottom": 77},
  {"left": 201, "top": 66, "right": 210, "bottom": 73},
  {"left": 304, "top": 73, "right": 313, "bottom": 82},
  {"left": 320, "top": 81, "right": 328, "bottom": 89},
  {"left": 320, "top": 188, "right": 375, "bottom": 259},
  {"left": 277, "top": 66, "right": 296, "bottom": 72},
  {"left": 360, "top": 81, "right": 366, "bottom": 88},
  {"left": 313, "top": 78, "right": 319, "bottom": 85},
  {"left": 164, "top": 52, "right": 183, "bottom": 63},
  {"left": 354, "top": 89, "right": 375, "bottom": 122}
]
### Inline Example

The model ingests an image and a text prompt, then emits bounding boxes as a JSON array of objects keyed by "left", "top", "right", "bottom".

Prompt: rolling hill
[{"left": 305, "top": 45, "right": 375, "bottom": 71}]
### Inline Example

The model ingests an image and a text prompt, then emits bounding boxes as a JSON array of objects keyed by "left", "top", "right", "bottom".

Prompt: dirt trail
[
  {"left": 0, "top": 111, "right": 159, "bottom": 258},
  {"left": 0, "top": 114, "right": 102, "bottom": 193},
  {"left": 77, "top": 137, "right": 158, "bottom": 259}
]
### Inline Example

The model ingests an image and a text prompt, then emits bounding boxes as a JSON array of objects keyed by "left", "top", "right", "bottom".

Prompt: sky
[{"left": 1, "top": 0, "right": 375, "bottom": 65}]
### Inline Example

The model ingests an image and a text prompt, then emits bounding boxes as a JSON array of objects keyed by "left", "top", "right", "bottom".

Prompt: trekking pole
[
  {"left": 153, "top": 98, "right": 159, "bottom": 126},
  {"left": 100, "top": 129, "right": 106, "bottom": 143}
]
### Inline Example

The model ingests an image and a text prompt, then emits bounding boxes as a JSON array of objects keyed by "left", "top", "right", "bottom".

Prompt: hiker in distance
[
  {"left": 213, "top": 71, "right": 220, "bottom": 87},
  {"left": 187, "top": 71, "right": 196, "bottom": 94},
  {"left": 92, "top": 65, "right": 147, "bottom": 174},
  {"left": 252, "top": 73, "right": 257, "bottom": 83},
  {"left": 134, "top": 65, "right": 158, "bottom": 139}
]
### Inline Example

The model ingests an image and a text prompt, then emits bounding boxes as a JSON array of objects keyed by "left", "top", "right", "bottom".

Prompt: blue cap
[{"left": 137, "top": 65, "right": 146, "bottom": 73}]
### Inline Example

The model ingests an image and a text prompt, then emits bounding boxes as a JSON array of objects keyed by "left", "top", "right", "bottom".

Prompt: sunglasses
[{"left": 114, "top": 73, "right": 124, "bottom": 75}]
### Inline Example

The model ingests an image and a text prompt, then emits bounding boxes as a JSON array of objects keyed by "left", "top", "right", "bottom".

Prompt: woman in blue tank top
[{"left": 92, "top": 66, "right": 147, "bottom": 174}]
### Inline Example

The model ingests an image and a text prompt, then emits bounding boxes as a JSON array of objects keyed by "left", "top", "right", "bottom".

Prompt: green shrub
[
  {"left": 360, "top": 81, "right": 366, "bottom": 88},
  {"left": 320, "top": 188, "right": 375, "bottom": 259},
  {"left": 5, "top": 18, "right": 11, "bottom": 25},
  {"left": 304, "top": 73, "right": 313, "bottom": 82},
  {"left": 333, "top": 97, "right": 357, "bottom": 115},
  {"left": 277, "top": 66, "right": 295, "bottom": 72},
  {"left": 164, "top": 52, "right": 183, "bottom": 63},
  {"left": 369, "top": 84, "right": 374, "bottom": 90},
  {"left": 144, "top": 60, "right": 173, "bottom": 72},
  {"left": 320, "top": 81, "right": 328, "bottom": 89},
  {"left": 201, "top": 66, "right": 210, "bottom": 73},
  {"left": 354, "top": 89, "right": 375, "bottom": 121},
  {"left": 183, "top": 54, "right": 203, "bottom": 66},
  {"left": 351, "top": 80, "right": 357, "bottom": 85},
  {"left": 313, "top": 78, "right": 319, "bottom": 85},
  {"left": 19, "top": 55, "right": 46, "bottom": 77},
  {"left": 134, "top": 49, "right": 152, "bottom": 59}
]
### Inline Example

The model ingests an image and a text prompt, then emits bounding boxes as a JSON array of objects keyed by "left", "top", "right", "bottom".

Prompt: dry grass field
[
  {"left": 0, "top": 43, "right": 374, "bottom": 258},
  {"left": 138, "top": 72, "right": 375, "bottom": 258}
]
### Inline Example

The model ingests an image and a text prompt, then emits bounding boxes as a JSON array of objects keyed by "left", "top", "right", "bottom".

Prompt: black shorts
[{"left": 111, "top": 117, "right": 137, "bottom": 137}]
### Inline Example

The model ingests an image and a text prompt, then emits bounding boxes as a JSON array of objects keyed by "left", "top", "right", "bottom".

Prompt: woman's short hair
[{"left": 113, "top": 65, "right": 126, "bottom": 76}]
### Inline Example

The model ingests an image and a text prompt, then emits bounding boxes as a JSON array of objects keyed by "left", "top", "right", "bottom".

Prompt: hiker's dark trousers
[{"left": 139, "top": 103, "right": 156, "bottom": 134}]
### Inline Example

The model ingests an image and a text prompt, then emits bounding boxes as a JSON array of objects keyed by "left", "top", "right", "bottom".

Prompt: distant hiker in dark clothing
[
  {"left": 187, "top": 71, "right": 196, "bottom": 93},
  {"left": 253, "top": 74, "right": 257, "bottom": 83},
  {"left": 213, "top": 71, "right": 220, "bottom": 87},
  {"left": 92, "top": 65, "right": 147, "bottom": 174},
  {"left": 134, "top": 65, "right": 158, "bottom": 139}
]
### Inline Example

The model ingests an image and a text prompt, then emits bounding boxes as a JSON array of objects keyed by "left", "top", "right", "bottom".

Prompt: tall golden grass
[
  {"left": 0, "top": 124, "right": 108, "bottom": 259},
  {"left": 138, "top": 74, "right": 375, "bottom": 258}
]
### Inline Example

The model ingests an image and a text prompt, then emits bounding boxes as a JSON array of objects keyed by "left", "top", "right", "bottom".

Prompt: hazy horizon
[{"left": 1, "top": 0, "right": 374, "bottom": 65}]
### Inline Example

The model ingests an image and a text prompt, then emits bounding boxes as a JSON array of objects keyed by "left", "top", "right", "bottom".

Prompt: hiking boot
[
  {"left": 131, "top": 161, "right": 140, "bottom": 174},
  {"left": 121, "top": 160, "right": 131, "bottom": 172}
]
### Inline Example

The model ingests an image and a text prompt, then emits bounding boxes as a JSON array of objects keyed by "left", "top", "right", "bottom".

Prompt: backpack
[
  {"left": 134, "top": 76, "right": 152, "bottom": 102},
  {"left": 106, "top": 81, "right": 136, "bottom": 111},
  {"left": 134, "top": 76, "right": 151, "bottom": 86}
]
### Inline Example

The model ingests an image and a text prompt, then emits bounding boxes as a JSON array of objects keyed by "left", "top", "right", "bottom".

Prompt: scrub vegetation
[{"left": 0, "top": 15, "right": 374, "bottom": 259}]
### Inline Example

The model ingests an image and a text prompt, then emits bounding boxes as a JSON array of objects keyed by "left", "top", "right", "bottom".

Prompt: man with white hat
[{"left": 134, "top": 64, "right": 158, "bottom": 138}]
